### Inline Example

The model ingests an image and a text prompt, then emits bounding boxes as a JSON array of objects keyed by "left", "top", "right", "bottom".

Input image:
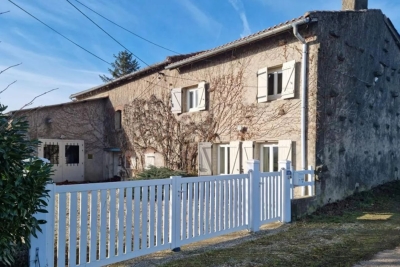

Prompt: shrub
[
  {"left": 0, "top": 105, "right": 52, "bottom": 266},
  {"left": 136, "top": 166, "right": 190, "bottom": 180}
]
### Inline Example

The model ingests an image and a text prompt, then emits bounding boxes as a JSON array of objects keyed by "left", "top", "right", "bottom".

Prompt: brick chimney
[{"left": 342, "top": 0, "right": 368, "bottom": 10}]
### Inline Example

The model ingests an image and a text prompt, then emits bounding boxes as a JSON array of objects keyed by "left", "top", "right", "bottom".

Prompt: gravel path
[{"left": 354, "top": 247, "right": 400, "bottom": 267}]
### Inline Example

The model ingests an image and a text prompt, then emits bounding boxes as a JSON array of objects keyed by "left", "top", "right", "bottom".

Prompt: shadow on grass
[{"left": 159, "top": 181, "right": 400, "bottom": 267}]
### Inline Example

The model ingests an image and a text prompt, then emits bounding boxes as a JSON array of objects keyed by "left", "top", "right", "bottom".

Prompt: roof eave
[
  {"left": 69, "top": 61, "right": 167, "bottom": 100},
  {"left": 165, "top": 17, "right": 313, "bottom": 70}
]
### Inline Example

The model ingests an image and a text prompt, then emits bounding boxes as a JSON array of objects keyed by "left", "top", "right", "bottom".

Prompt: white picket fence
[{"left": 30, "top": 160, "right": 314, "bottom": 267}]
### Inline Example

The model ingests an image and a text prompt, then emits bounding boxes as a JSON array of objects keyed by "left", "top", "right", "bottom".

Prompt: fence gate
[{"left": 29, "top": 160, "right": 314, "bottom": 267}]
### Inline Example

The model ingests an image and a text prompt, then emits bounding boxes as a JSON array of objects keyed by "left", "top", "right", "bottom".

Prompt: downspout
[{"left": 292, "top": 18, "right": 309, "bottom": 171}]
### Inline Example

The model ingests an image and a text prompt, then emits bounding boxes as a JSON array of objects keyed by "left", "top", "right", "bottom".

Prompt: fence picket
[
  {"left": 118, "top": 188, "right": 124, "bottom": 256},
  {"left": 223, "top": 180, "right": 228, "bottom": 230},
  {"left": 164, "top": 185, "right": 170, "bottom": 244},
  {"left": 69, "top": 192, "right": 78, "bottom": 266},
  {"left": 216, "top": 180, "right": 220, "bottom": 232},
  {"left": 79, "top": 191, "right": 88, "bottom": 265},
  {"left": 109, "top": 189, "right": 116, "bottom": 257},
  {"left": 188, "top": 183, "right": 193, "bottom": 239},
  {"left": 210, "top": 180, "right": 215, "bottom": 233},
  {"left": 182, "top": 184, "right": 187, "bottom": 240},
  {"left": 57, "top": 193, "right": 67, "bottom": 267},
  {"left": 194, "top": 182, "right": 199, "bottom": 237},
  {"left": 141, "top": 186, "right": 148, "bottom": 250},
  {"left": 100, "top": 190, "right": 107, "bottom": 260},
  {"left": 149, "top": 186, "right": 155, "bottom": 248},
  {"left": 205, "top": 181, "right": 209, "bottom": 234},
  {"left": 156, "top": 185, "right": 162, "bottom": 246},
  {"left": 89, "top": 191, "right": 98, "bottom": 262},
  {"left": 199, "top": 182, "right": 204, "bottom": 235},
  {"left": 126, "top": 188, "right": 132, "bottom": 253}
]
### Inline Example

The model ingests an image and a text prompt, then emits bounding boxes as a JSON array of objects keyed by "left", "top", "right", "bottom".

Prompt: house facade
[{"left": 23, "top": 0, "right": 400, "bottom": 209}]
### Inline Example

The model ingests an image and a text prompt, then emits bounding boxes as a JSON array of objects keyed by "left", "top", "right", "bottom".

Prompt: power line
[
  {"left": 72, "top": 0, "right": 181, "bottom": 55},
  {"left": 7, "top": 0, "right": 111, "bottom": 65},
  {"left": 66, "top": 0, "right": 149, "bottom": 67}
]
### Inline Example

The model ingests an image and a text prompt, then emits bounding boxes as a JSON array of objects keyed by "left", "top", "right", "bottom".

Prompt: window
[
  {"left": 268, "top": 69, "right": 283, "bottom": 99},
  {"left": 187, "top": 87, "right": 200, "bottom": 111},
  {"left": 171, "top": 81, "right": 207, "bottom": 113},
  {"left": 145, "top": 154, "right": 155, "bottom": 169},
  {"left": 218, "top": 144, "right": 230, "bottom": 175},
  {"left": 115, "top": 110, "right": 122, "bottom": 130},
  {"left": 257, "top": 60, "right": 296, "bottom": 102},
  {"left": 260, "top": 144, "right": 279, "bottom": 172},
  {"left": 43, "top": 144, "right": 59, "bottom": 164},
  {"left": 65, "top": 145, "right": 79, "bottom": 164}
]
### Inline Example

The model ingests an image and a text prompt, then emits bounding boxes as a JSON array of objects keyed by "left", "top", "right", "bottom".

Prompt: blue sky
[{"left": 1, "top": 0, "right": 400, "bottom": 111}]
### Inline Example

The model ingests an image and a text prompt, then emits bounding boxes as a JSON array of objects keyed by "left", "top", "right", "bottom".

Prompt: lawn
[{"left": 160, "top": 180, "right": 400, "bottom": 267}]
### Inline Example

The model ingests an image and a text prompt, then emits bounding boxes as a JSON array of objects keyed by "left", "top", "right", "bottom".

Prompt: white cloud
[
  {"left": 229, "top": 0, "right": 251, "bottom": 37},
  {"left": 179, "top": 0, "right": 222, "bottom": 38}
]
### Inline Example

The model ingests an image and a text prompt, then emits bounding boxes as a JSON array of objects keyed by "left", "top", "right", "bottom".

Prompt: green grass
[{"left": 161, "top": 181, "right": 400, "bottom": 267}]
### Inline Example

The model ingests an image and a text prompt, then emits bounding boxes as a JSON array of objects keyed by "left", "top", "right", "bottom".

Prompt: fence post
[
  {"left": 279, "top": 160, "right": 291, "bottom": 223},
  {"left": 30, "top": 182, "right": 55, "bottom": 267},
  {"left": 170, "top": 176, "right": 182, "bottom": 252},
  {"left": 308, "top": 165, "right": 315, "bottom": 196},
  {"left": 247, "top": 160, "right": 260, "bottom": 232}
]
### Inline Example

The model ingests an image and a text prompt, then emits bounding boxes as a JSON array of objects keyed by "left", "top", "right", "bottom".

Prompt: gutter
[
  {"left": 292, "top": 18, "right": 309, "bottom": 195},
  {"left": 165, "top": 18, "right": 311, "bottom": 70}
]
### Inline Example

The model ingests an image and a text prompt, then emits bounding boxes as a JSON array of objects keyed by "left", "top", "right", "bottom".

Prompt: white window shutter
[
  {"left": 198, "top": 142, "right": 212, "bottom": 176},
  {"left": 282, "top": 60, "right": 296, "bottom": 99},
  {"left": 257, "top": 67, "right": 268, "bottom": 103},
  {"left": 278, "top": 140, "right": 292, "bottom": 161},
  {"left": 197, "top": 81, "right": 206, "bottom": 110},
  {"left": 241, "top": 141, "right": 254, "bottom": 174},
  {"left": 229, "top": 141, "right": 241, "bottom": 174},
  {"left": 171, "top": 87, "right": 182, "bottom": 113}
]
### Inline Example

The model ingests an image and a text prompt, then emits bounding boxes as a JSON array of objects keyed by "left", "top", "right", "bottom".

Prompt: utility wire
[
  {"left": 73, "top": 0, "right": 181, "bottom": 55},
  {"left": 7, "top": 0, "right": 111, "bottom": 65},
  {"left": 66, "top": 0, "right": 149, "bottom": 67}
]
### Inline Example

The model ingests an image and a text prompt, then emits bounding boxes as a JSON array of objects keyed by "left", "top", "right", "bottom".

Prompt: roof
[
  {"left": 69, "top": 52, "right": 203, "bottom": 100},
  {"left": 166, "top": 9, "right": 400, "bottom": 69},
  {"left": 165, "top": 15, "right": 311, "bottom": 69},
  {"left": 8, "top": 96, "right": 108, "bottom": 115}
]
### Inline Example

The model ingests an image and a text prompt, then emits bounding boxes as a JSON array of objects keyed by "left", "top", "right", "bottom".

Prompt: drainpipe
[{"left": 292, "top": 19, "right": 309, "bottom": 171}]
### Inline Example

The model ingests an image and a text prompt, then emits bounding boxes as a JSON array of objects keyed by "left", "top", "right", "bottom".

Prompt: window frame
[
  {"left": 260, "top": 143, "right": 279, "bottom": 172},
  {"left": 186, "top": 87, "right": 200, "bottom": 112},
  {"left": 217, "top": 144, "right": 230, "bottom": 175},
  {"left": 267, "top": 68, "right": 283, "bottom": 100}
]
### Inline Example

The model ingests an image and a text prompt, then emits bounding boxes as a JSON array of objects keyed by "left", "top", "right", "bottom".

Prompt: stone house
[
  {"left": 12, "top": 97, "right": 107, "bottom": 182},
  {"left": 25, "top": 0, "right": 400, "bottom": 209}
]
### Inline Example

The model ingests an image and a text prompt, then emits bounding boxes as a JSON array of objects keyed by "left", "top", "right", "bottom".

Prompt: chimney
[{"left": 342, "top": 0, "right": 368, "bottom": 10}]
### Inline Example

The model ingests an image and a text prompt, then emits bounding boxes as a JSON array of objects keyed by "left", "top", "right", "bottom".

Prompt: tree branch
[
  {"left": 0, "top": 63, "right": 22, "bottom": 75},
  {"left": 0, "top": 80, "right": 16, "bottom": 94}
]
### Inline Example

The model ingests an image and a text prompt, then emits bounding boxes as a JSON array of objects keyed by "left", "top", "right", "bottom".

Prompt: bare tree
[{"left": 122, "top": 61, "right": 301, "bottom": 173}]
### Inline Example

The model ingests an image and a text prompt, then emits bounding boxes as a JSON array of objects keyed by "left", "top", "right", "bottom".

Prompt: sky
[{"left": 1, "top": 0, "right": 400, "bottom": 111}]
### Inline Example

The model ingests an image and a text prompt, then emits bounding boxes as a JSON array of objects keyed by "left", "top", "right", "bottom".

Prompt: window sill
[{"left": 267, "top": 94, "right": 282, "bottom": 101}]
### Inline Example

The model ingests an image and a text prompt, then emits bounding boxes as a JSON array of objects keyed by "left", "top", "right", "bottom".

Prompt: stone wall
[
  {"left": 75, "top": 24, "right": 320, "bottom": 174},
  {"left": 19, "top": 98, "right": 107, "bottom": 181},
  {"left": 313, "top": 10, "right": 400, "bottom": 205}
]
